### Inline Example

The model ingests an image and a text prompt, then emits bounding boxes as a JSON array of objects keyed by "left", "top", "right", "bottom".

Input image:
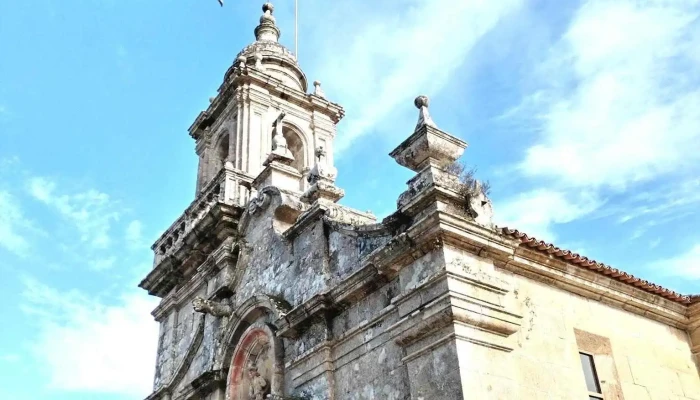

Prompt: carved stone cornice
[
  {"left": 283, "top": 202, "right": 375, "bottom": 240},
  {"left": 389, "top": 124, "right": 467, "bottom": 173},
  {"left": 196, "top": 68, "right": 345, "bottom": 132},
  {"left": 385, "top": 261, "right": 522, "bottom": 353},
  {"left": 418, "top": 207, "right": 692, "bottom": 328},
  {"left": 140, "top": 202, "right": 241, "bottom": 298},
  {"left": 276, "top": 264, "right": 386, "bottom": 338}
]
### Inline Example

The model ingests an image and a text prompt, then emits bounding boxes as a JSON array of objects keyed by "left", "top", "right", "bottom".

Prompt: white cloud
[
  {"left": 495, "top": 188, "right": 600, "bottom": 242},
  {"left": 27, "top": 177, "right": 121, "bottom": 249},
  {"left": 21, "top": 277, "right": 159, "bottom": 397},
  {"left": 0, "top": 354, "right": 20, "bottom": 363},
  {"left": 91, "top": 256, "right": 117, "bottom": 271},
  {"left": 0, "top": 191, "right": 37, "bottom": 257},
  {"left": 305, "top": 0, "right": 525, "bottom": 154},
  {"left": 125, "top": 219, "right": 145, "bottom": 250},
  {"left": 648, "top": 243, "right": 700, "bottom": 280},
  {"left": 493, "top": 0, "right": 700, "bottom": 242},
  {"left": 515, "top": 0, "right": 700, "bottom": 188}
]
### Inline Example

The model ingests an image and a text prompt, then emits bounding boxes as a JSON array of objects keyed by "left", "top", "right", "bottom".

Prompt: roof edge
[{"left": 500, "top": 227, "right": 695, "bottom": 305}]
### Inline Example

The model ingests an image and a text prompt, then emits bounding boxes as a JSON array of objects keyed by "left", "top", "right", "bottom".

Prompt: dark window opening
[{"left": 579, "top": 352, "right": 603, "bottom": 399}]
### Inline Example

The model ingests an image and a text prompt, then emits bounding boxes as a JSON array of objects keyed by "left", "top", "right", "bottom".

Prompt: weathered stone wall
[{"left": 446, "top": 251, "right": 700, "bottom": 400}]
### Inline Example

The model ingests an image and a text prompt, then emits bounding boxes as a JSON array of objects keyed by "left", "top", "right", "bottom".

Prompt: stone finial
[
  {"left": 237, "top": 56, "right": 247, "bottom": 69},
  {"left": 307, "top": 146, "right": 337, "bottom": 185},
  {"left": 389, "top": 95, "right": 467, "bottom": 172},
  {"left": 255, "top": 2, "right": 281, "bottom": 42},
  {"left": 262, "top": 2, "right": 274, "bottom": 15},
  {"left": 315, "top": 146, "right": 326, "bottom": 163},
  {"left": 313, "top": 81, "right": 325, "bottom": 98},
  {"left": 302, "top": 146, "right": 343, "bottom": 203},
  {"left": 415, "top": 95, "right": 437, "bottom": 130},
  {"left": 254, "top": 52, "right": 264, "bottom": 70}
]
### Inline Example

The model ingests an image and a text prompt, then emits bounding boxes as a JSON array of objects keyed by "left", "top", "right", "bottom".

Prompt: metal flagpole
[{"left": 295, "top": 0, "right": 298, "bottom": 59}]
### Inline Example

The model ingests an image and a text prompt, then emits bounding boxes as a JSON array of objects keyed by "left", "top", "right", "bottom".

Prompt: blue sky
[{"left": 0, "top": 0, "right": 699, "bottom": 398}]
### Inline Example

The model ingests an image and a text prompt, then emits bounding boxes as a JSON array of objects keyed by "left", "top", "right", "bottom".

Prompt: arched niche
[
  {"left": 226, "top": 322, "right": 284, "bottom": 400},
  {"left": 219, "top": 295, "right": 291, "bottom": 400}
]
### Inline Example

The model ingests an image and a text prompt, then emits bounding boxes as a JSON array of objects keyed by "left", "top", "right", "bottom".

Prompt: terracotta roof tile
[{"left": 500, "top": 227, "right": 694, "bottom": 305}]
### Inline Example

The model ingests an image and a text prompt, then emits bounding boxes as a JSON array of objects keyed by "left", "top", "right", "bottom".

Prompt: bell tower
[{"left": 188, "top": 2, "right": 344, "bottom": 197}]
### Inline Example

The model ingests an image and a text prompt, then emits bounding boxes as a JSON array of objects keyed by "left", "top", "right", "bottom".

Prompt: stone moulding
[
  {"left": 387, "top": 270, "right": 522, "bottom": 352},
  {"left": 276, "top": 265, "right": 386, "bottom": 338},
  {"left": 215, "top": 294, "right": 293, "bottom": 371},
  {"left": 282, "top": 202, "right": 376, "bottom": 240},
  {"left": 225, "top": 322, "right": 285, "bottom": 400},
  {"left": 150, "top": 240, "right": 238, "bottom": 321},
  {"left": 496, "top": 248, "right": 690, "bottom": 328},
  {"left": 151, "top": 166, "right": 247, "bottom": 262},
  {"left": 140, "top": 203, "right": 241, "bottom": 297},
  {"left": 389, "top": 124, "right": 468, "bottom": 172},
  {"left": 502, "top": 227, "right": 694, "bottom": 304},
  {"left": 190, "top": 68, "right": 344, "bottom": 140},
  {"left": 402, "top": 203, "right": 693, "bottom": 329}
]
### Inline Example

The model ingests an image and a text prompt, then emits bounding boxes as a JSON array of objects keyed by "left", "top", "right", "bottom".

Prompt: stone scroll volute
[{"left": 226, "top": 322, "right": 284, "bottom": 400}]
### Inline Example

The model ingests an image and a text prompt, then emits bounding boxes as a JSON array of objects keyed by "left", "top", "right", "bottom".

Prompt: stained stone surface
[{"left": 138, "top": 3, "right": 700, "bottom": 400}]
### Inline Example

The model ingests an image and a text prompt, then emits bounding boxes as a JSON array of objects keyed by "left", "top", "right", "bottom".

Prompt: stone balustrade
[{"left": 151, "top": 163, "right": 252, "bottom": 268}]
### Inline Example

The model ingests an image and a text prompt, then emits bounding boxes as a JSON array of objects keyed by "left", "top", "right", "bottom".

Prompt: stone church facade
[{"left": 139, "top": 3, "right": 700, "bottom": 399}]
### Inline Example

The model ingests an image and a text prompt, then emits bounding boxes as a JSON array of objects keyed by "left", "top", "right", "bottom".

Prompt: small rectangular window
[{"left": 579, "top": 352, "right": 603, "bottom": 399}]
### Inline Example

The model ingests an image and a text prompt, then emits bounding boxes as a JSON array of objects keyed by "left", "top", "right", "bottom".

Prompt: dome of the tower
[{"left": 230, "top": 2, "right": 308, "bottom": 92}]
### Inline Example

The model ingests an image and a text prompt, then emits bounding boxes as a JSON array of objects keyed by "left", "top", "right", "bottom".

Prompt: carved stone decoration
[
  {"left": 267, "top": 111, "right": 295, "bottom": 164},
  {"left": 307, "top": 146, "right": 336, "bottom": 185},
  {"left": 312, "top": 80, "right": 325, "bottom": 98},
  {"left": 247, "top": 192, "right": 271, "bottom": 215},
  {"left": 192, "top": 296, "right": 233, "bottom": 318},
  {"left": 389, "top": 96, "right": 467, "bottom": 173},
  {"left": 414, "top": 95, "right": 437, "bottom": 130},
  {"left": 247, "top": 361, "right": 268, "bottom": 400},
  {"left": 254, "top": 52, "right": 264, "bottom": 70},
  {"left": 237, "top": 56, "right": 247, "bottom": 70},
  {"left": 226, "top": 322, "right": 284, "bottom": 400}
]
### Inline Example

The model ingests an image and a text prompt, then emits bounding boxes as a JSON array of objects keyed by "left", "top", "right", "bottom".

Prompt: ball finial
[
  {"left": 262, "top": 2, "right": 274, "bottom": 13},
  {"left": 414, "top": 95, "right": 429, "bottom": 109}
]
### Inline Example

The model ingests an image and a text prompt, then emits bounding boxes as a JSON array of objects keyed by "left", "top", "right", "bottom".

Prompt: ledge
[{"left": 140, "top": 203, "right": 241, "bottom": 297}]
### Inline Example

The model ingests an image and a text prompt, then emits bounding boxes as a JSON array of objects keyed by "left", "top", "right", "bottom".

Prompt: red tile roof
[{"left": 500, "top": 228, "right": 695, "bottom": 305}]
